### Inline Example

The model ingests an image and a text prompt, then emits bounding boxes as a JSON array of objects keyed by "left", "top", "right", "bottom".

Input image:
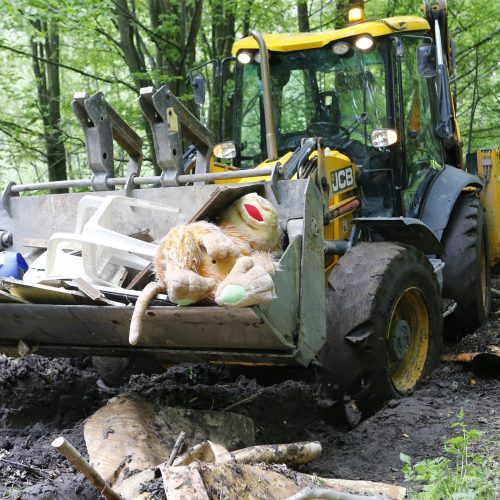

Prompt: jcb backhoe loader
[{"left": 0, "top": 1, "right": 498, "bottom": 415}]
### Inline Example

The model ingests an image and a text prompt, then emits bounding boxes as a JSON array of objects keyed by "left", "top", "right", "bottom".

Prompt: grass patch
[{"left": 400, "top": 410, "right": 499, "bottom": 499}]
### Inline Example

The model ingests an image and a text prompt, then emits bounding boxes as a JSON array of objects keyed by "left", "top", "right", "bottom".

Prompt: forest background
[{"left": 0, "top": 0, "right": 497, "bottom": 188}]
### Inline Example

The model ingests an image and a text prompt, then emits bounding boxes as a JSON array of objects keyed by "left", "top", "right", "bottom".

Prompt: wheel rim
[{"left": 386, "top": 287, "right": 429, "bottom": 393}]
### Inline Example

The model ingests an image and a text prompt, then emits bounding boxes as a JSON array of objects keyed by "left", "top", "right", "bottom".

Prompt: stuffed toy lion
[{"left": 129, "top": 193, "right": 281, "bottom": 345}]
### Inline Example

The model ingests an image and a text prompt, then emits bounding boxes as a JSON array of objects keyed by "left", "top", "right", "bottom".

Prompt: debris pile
[
  {"left": 50, "top": 393, "right": 406, "bottom": 499},
  {"left": 0, "top": 195, "right": 175, "bottom": 312}
]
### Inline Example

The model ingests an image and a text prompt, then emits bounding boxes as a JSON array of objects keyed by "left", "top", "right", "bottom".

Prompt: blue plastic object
[{"left": 0, "top": 252, "right": 29, "bottom": 279}]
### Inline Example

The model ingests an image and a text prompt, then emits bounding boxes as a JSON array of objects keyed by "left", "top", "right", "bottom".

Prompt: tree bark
[
  {"left": 112, "top": 0, "right": 204, "bottom": 174},
  {"left": 30, "top": 17, "right": 68, "bottom": 193},
  {"left": 297, "top": 1, "right": 310, "bottom": 32},
  {"left": 206, "top": 0, "right": 236, "bottom": 138}
]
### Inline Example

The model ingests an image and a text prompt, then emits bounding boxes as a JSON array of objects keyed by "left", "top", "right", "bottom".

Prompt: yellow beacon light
[{"left": 348, "top": 6, "right": 365, "bottom": 24}]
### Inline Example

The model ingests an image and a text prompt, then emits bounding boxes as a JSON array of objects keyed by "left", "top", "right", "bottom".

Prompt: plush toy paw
[
  {"left": 201, "top": 229, "right": 240, "bottom": 259},
  {"left": 250, "top": 252, "right": 278, "bottom": 275},
  {"left": 165, "top": 269, "right": 215, "bottom": 305},
  {"left": 215, "top": 256, "right": 275, "bottom": 307}
]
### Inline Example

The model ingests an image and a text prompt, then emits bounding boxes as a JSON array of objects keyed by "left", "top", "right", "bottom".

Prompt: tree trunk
[
  {"left": 114, "top": 0, "right": 159, "bottom": 174},
  {"left": 113, "top": 0, "right": 204, "bottom": 174},
  {"left": 114, "top": 0, "right": 153, "bottom": 90},
  {"left": 208, "top": 0, "right": 236, "bottom": 139},
  {"left": 297, "top": 1, "right": 310, "bottom": 32},
  {"left": 31, "top": 17, "right": 68, "bottom": 193}
]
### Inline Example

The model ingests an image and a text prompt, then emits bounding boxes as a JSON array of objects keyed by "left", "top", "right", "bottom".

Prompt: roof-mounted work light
[
  {"left": 332, "top": 41, "right": 351, "bottom": 55},
  {"left": 348, "top": 6, "right": 365, "bottom": 24}
]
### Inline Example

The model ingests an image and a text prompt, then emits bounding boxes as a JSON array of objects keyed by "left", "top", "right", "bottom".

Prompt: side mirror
[
  {"left": 191, "top": 75, "right": 206, "bottom": 105},
  {"left": 371, "top": 129, "right": 398, "bottom": 148},
  {"left": 214, "top": 141, "right": 237, "bottom": 159},
  {"left": 417, "top": 44, "right": 436, "bottom": 78}
]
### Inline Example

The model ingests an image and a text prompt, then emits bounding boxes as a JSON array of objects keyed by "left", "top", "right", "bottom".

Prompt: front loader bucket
[
  {"left": 0, "top": 303, "right": 295, "bottom": 364},
  {"left": 0, "top": 179, "right": 326, "bottom": 367}
]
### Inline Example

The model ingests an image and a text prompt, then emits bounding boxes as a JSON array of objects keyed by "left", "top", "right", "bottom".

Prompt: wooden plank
[
  {"left": 0, "top": 290, "right": 30, "bottom": 304},
  {"left": 2, "top": 278, "right": 94, "bottom": 305}
]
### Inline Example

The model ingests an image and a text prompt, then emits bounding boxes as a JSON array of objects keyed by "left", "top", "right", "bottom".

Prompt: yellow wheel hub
[{"left": 386, "top": 287, "right": 429, "bottom": 393}]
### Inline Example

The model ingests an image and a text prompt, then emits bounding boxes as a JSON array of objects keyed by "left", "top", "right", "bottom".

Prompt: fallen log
[
  {"left": 217, "top": 441, "right": 322, "bottom": 465},
  {"left": 160, "top": 462, "right": 404, "bottom": 500},
  {"left": 320, "top": 478, "right": 405, "bottom": 500},
  {"left": 287, "top": 487, "right": 388, "bottom": 500}
]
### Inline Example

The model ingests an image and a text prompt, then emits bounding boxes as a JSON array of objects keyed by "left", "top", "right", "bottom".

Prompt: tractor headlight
[
  {"left": 237, "top": 51, "right": 252, "bottom": 64},
  {"left": 332, "top": 41, "right": 351, "bottom": 56},
  {"left": 355, "top": 35, "right": 374, "bottom": 51}
]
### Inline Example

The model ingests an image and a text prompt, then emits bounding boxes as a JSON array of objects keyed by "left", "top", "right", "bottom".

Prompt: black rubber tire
[
  {"left": 442, "top": 194, "right": 491, "bottom": 338},
  {"left": 91, "top": 356, "right": 165, "bottom": 387},
  {"left": 317, "top": 242, "right": 443, "bottom": 417},
  {"left": 91, "top": 357, "right": 131, "bottom": 387}
]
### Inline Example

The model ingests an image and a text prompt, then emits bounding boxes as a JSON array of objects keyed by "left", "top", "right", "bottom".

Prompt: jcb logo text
[{"left": 331, "top": 166, "right": 354, "bottom": 193}]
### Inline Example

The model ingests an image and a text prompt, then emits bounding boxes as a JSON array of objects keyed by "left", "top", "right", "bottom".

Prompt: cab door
[{"left": 395, "top": 37, "right": 445, "bottom": 218}]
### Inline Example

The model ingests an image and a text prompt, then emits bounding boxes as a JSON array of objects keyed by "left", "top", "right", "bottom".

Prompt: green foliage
[
  {"left": 400, "top": 410, "right": 499, "bottom": 499},
  {"left": 0, "top": 1, "right": 497, "bottom": 184}
]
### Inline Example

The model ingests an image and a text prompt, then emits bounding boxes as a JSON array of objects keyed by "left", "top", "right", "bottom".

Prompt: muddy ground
[{"left": 1, "top": 286, "right": 499, "bottom": 499}]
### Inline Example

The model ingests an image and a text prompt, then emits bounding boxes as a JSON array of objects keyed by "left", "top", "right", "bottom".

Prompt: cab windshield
[{"left": 232, "top": 42, "right": 391, "bottom": 169}]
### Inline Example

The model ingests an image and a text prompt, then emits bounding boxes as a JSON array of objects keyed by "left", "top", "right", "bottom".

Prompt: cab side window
[{"left": 399, "top": 39, "right": 444, "bottom": 217}]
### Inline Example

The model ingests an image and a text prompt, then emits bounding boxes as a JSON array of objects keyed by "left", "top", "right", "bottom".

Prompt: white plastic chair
[{"left": 44, "top": 195, "right": 179, "bottom": 286}]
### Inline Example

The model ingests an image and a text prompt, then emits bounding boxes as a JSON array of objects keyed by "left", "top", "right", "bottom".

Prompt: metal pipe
[
  {"left": 324, "top": 240, "right": 348, "bottom": 256},
  {"left": 177, "top": 168, "right": 272, "bottom": 184},
  {"left": 328, "top": 198, "right": 361, "bottom": 221},
  {"left": 51, "top": 437, "right": 124, "bottom": 500},
  {"left": 7, "top": 167, "right": 273, "bottom": 194},
  {"left": 0, "top": 230, "right": 12, "bottom": 248},
  {"left": 250, "top": 30, "right": 278, "bottom": 162},
  {"left": 11, "top": 179, "right": 92, "bottom": 193},
  {"left": 128, "top": 168, "right": 273, "bottom": 186}
]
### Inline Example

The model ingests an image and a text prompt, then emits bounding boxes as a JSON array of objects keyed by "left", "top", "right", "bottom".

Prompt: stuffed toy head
[{"left": 217, "top": 193, "right": 281, "bottom": 252}]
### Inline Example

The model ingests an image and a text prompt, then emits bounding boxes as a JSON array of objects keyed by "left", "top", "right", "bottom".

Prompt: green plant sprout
[{"left": 400, "top": 410, "right": 499, "bottom": 499}]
